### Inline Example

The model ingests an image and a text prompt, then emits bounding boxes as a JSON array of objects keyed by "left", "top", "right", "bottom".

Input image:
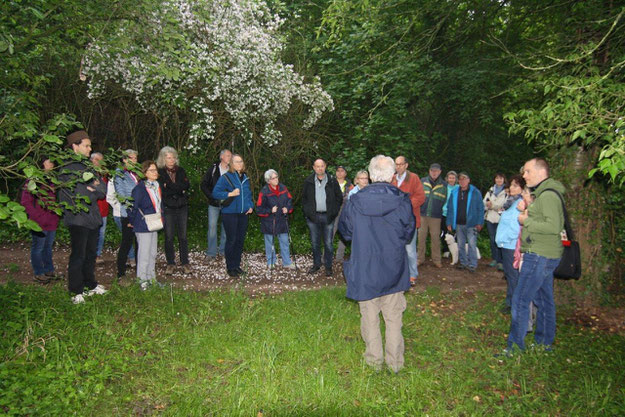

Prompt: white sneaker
[
  {"left": 283, "top": 263, "right": 296, "bottom": 269},
  {"left": 85, "top": 284, "right": 108, "bottom": 296},
  {"left": 72, "top": 294, "right": 86, "bottom": 304},
  {"left": 140, "top": 281, "right": 150, "bottom": 291}
]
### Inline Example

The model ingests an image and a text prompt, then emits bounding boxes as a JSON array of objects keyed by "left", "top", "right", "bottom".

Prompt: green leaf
[
  {"left": 43, "top": 134, "right": 62, "bottom": 144},
  {"left": 27, "top": 180, "right": 37, "bottom": 191},
  {"left": 24, "top": 166, "right": 35, "bottom": 178},
  {"left": 12, "top": 211, "right": 28, "bottom": 224},
  {"left": 0, "top": 195, "right": 9, "bottom": 203},
  {"left": 82, "top": 172, "right": 94, "bottom": 182}
]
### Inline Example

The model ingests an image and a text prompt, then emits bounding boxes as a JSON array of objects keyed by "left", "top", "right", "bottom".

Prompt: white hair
[
  {"left": 368, "top": 155, "right": 395, "bottom": 183},
  {"left": 264, "top": 169, "right": 278, "bottom": 183},
  {"left": 89, "top": 152, "right": 103, "bottom": 161},
  {"left": 156, "top": 146, "right": 178, "bottom": 168}
]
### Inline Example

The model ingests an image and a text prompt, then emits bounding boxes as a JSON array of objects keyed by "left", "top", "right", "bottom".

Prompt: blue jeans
[
  {"left": 486, "top": 221, "right": 503, "bottom": 264},
  {"left": 97, "top": 216, "right": 107, "bottom": 256},
  {"left": 206, "top": 205, "right": 226, "bottom": 257},
  {"left": 306, "top": 213, "right": 334, "bottom": 269},
  {"left": 30, "top": 230, "right": 56, "bottom": 275},
  {"left": 406, "top": 228, "right": 418, "bottom": 278},
  {"left": 114, "top": 216, "right": 135, "bottom": 260},
  {"left": 456, "top": 224, "right": 478, "bottom": 268},
  {"left": 501, "top": 248, "right": 518, "bottom": 307},
  {"left": 507, "top": 253, "right": 560, "bottom": 350},
  {"left": 263, "top": 233, "right": 292, "bottom": 266}
]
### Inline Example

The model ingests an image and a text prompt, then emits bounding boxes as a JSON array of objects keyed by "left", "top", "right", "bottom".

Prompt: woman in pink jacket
[{"left": 21, "top": 157, "right": 61, "bottom": 284}]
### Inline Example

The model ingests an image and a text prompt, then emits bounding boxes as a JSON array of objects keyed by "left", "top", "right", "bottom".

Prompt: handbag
[
  {"left": 139, "top": 208, "right": 163, "bottom": 232},
  {"left": 544, "top": 189, "right": 581, "bottom": 280},
  {"left": 219, "top": 173, "right": 236, "bottom": 207}
]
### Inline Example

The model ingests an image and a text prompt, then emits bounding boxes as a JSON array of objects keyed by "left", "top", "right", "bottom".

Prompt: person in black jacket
[
  {"left": 157, "top": 146, "right": 191, "bottom": 275},
  {"left": 200, "top": 149, "right": 231, "bottom": 259},
  {"left": 59, "top": 130, "right": 108, "bottom": 304},
  {"left": 301, "top": 159, "right": 343, "bottom": 276}
]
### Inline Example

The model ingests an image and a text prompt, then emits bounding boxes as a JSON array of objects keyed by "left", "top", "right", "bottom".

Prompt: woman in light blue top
[
  {"left": 495, "top": 174, "right": 526, "bottom": 311},
  {"left": 347, "top": 170, "right": 370, "bottom": 200}
]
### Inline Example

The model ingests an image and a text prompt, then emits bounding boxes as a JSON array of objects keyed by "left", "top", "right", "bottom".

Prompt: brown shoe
[
  {"left": 182, "top": 264, "right": 192, "bottom": 274},
  {"left": 96, "top": 256, "right": 104, "bottom": 265},
  {"left": 434, "top": 263, "right": 443, "bottom": 268},
  {"left": 165, "top": 264, "right": 175, "bottom": 275}
]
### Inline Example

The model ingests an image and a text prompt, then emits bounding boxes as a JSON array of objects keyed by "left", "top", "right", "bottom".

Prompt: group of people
[{"left": 22, "top": 131, "right": 566, "bottom": 371}]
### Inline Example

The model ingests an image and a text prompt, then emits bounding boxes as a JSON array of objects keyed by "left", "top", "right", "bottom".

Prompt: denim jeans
[
  {"left": 67, "top": 225, "right": 99, "bottom": 295},
  {"left": 163, "top": 206, "right": 189, "bottom": 265},
  {"left": 501, "top": 248, "right": 518, "bottom": 307},
  {"left": 114, "top": 216, "right": 135, "bottom": 260},
  {"left": 206, "top": 204, "right": 226, "bottom": 257},
  {"left": 30, "top": 230, "right": 56, "bottom": 275},
  {"left": 222, "top": 213, "right": 249, "bottom": 271},
  {"left": 486, "top": 221, "right": 503, "bottom": 264},
  {"left": 405, "top": 228, "right": 418, "bottom": 278},
  {"left": 96, "top": 216, "right": 107, "bottom": 256},
  {"left": 306, "top": 213, "right": 334, "bottom": 269},
  {"left": 264, "top": 233, "right": 292, "bottom": 266},
  {"left": 507, "top": 252, "right": 560, "bottom": 350},
  {"left": 456, "top": 224, "right": 478, "bottom": 268}
]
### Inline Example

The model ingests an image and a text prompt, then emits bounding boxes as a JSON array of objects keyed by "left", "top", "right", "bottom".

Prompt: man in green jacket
[{"left": 503, "top": 158, "right": 565, "bottom": 354}]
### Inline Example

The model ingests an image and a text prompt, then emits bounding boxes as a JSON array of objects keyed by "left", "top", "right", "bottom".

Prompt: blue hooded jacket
[
  {"left": 212, "top": 171, "right": 254, "bottom": 214},
  {"left": 495, "top": 199, "right": 522, "bottom": 250},
  {"left": 446, "top": 185, "right": 484, "bottom": 230},
  {"left": 338, "top": 182, "right": 415, "bottom": 302}
]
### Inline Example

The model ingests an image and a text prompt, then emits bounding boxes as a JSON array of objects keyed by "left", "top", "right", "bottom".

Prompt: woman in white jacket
[{"left": 483, "top": 173, "right": 507, "bottom": 270}]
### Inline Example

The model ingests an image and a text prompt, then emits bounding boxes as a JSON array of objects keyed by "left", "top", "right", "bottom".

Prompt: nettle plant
[{"left": 83, "top": 0, "right": 334, "bottom": 151}]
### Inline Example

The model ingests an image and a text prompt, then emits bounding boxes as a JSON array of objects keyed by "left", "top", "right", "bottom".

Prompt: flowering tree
[{"left": 83, "top": 0, "right": 333, "bottom": 151}]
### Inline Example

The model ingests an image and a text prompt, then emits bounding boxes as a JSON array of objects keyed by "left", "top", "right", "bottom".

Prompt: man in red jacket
[{"left": 391, "top": 156, "right": 425, "bottom": 285}]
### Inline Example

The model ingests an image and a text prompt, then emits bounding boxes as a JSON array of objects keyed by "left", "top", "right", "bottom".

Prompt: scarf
[
  {"left": 145, "top": 180, "right": 161, "bottom": 211},
  {"left": 493, "top": 184, "right": 505, "bottom": 197},
  {"left": 503, "top": 194, "right": 522, "bottom": 211},
  {"left": 166, "top": 166, "right": 177, "bottom": 182}
]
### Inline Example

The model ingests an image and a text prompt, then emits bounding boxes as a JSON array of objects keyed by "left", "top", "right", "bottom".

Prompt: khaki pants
[
  {"left": 418, "top": 216, "right": 442, "bottom": 265},
  {"left": 358, "top": 292, "right": 407, "bottom": 373}
]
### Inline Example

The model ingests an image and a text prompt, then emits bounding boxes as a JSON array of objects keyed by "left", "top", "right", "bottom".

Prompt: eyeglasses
[
  {"left": 270, "top": 176, "right": 279, "bottom": 180},
  {"left": 146, "top": 168, "right": 158, "bottom": 172}
]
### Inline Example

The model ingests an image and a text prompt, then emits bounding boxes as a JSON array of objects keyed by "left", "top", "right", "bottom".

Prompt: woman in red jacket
[{"left": 21, "top": 157, "right": 61, "bottom": 283}]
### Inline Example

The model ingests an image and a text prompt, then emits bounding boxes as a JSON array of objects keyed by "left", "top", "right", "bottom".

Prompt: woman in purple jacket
[{"left": 21, "top": 157, "right": 61, "bottom": 283}]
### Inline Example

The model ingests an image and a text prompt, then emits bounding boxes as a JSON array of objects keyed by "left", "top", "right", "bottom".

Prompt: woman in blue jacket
[
  {"left": 495, "top": 174, "right": 526, "bottom": 311},
  {"left": 212, "top": 154, "right": 254, "bottom": 277},
  {"left": 128, "top": 161, "right": 164, "bottom": 290}
]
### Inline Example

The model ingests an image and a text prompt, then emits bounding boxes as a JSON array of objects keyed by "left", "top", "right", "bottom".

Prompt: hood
[
  {"left": 533, "top": 177, "right": 565, "bottom": 197},
  {"left": 350, "top": 182, "right": 407, "bottom": 217}
]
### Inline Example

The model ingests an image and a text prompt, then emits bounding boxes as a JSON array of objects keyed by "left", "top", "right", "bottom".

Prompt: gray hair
[
  {"left": 368, "top": 155, "right": 395, "bottom": 183},
  {"left": 90, "top": 152, "right": 103, "bottom": 161},
  {"left": 124, "top": 149, "right": 138, "bottom": 157},
  {"left": 264, "top": 169, "right": 278, "bottom": 183},
  {"left": 156, "top": 146, "right": 178, "bottom": 168},
  {"left": 219, "top": 149, "right": 231, "bottom": 158}
]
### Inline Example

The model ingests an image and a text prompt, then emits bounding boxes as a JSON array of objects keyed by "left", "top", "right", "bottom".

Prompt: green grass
[{"left": 1, "top": 282, "right": 623, "bottom": 416}]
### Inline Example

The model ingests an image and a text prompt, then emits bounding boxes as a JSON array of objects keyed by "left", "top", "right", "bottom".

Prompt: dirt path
[{"left": 2, "top": 243, "right": 623, "bottom": 334}]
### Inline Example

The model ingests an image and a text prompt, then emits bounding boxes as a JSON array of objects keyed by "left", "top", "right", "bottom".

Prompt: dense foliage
[{"left": 1, "top": 0, "right": 624, "bottom": 298}]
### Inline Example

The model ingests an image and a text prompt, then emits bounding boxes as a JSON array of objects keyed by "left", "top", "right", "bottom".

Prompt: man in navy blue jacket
[{"left": 338, "top": 155, "right": 415, "bottom": 373}]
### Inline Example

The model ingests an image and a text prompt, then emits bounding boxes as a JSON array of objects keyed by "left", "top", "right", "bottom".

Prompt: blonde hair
[{"left": 229, "top": 154, "right": 246, "bottom": 173}]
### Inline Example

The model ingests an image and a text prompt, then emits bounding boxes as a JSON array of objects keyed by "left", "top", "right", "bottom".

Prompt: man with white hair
[{"left": 339, "top": 155, "right": 415, "bottom": 373}]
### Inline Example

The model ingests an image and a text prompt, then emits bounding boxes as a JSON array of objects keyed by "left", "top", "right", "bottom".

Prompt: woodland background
[{"left": 1, "top": 0, "right": 624, "bottom": 303}]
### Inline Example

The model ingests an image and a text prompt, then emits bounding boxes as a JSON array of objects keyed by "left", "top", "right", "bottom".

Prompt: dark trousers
[
  {"left": 117, "top": 217, "right": 137, "bottom": 277},
  {"left": 68, "top": 225, "right": 99, "bottom": 295},
  {"left": 306, "top": 213, "right": 334, "bottom": 270},
  {"left": 486, "top": 221, "right": 503, "bottom": 263},
  {"left": 222, "top": 213, "right": 249, "bottom": 271},
  {"left": 163, "top": 206, "right": 189, "bottom": 265}
]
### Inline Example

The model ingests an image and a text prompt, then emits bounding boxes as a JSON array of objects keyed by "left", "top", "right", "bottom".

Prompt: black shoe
[
  {"left": 33, "top": 275, "right": 50, "bottom": 284},
  {"left": 235, "top": 267, "right": 244, "bottom": 274},
  {"left": 307, "top": 265, "right": 321, "bottom": 274},
  {"left": 227, "top": 269, "right": 240, "bottom": 277},
  {"left": 325, "top": 268, "right": 333, "bottom": 277},
  {"left": 455, "top": 264, "right": 466, "bottom": 270}
]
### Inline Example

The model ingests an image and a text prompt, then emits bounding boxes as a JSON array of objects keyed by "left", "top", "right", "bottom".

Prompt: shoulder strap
[
  {"left": 223, "top": 172, "right": 235, "bottom": 189},
  {"left": 542, "top": 188, "right": 574, "bottom": 240}
]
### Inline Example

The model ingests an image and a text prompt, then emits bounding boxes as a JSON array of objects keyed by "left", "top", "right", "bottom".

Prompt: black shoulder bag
[
  {"left": 220, "top": 174, "right": 236, "bottom": 208},
  {"left": 544, "top": 189, "right": 582, "bottom": 280}
]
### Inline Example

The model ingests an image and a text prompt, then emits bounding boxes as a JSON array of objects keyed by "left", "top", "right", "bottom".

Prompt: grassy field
[{"left": 1, "top": 281, "right": 623, "bottom": 416}]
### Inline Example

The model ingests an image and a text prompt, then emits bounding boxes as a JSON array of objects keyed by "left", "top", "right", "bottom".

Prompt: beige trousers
[
  {"left": 358, "top": 292, "right": 407, "bottom": 373},
  {"left": 418, "top": 216, "right": 442, "bottom": 265}
]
